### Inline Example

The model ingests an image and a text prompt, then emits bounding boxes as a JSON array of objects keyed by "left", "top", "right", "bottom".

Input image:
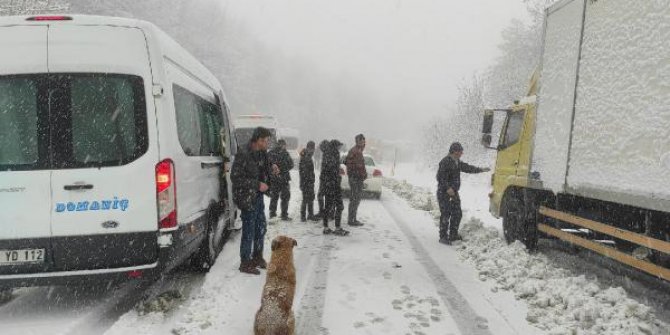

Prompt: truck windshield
[{"left": 502, "top": 111, "right": 525, "bottom": 147}]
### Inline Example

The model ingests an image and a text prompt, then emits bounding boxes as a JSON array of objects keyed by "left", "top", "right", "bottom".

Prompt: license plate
[{"left": 0, "top": 249, "right": 45, "bottom": 266}]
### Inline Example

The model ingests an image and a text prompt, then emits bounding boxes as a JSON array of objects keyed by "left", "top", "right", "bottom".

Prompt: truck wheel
[
  {"left": 503, "top": 196, "right": 538, "bottom": 250},
  {"left": 503, "top": 197, "right": 524, "bottom": 244}
]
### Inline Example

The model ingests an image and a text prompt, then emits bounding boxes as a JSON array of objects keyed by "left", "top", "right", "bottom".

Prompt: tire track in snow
[
  {"left": 382, "top": 201, "right": 493, "bottom": 335},
  {"left": 295, "top": 235, "right": 334, "bottom": 335}
]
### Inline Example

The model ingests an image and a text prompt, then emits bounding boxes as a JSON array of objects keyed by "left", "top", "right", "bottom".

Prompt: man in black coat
[
  {"left": 314, "top": 140, "right": 329, "bottom": 220},
  {"left": 299, "top": 141, "right": 317, "bottom": 222},
  {"left": 436, "top": 142, "right": 490, "bottom": 244},
  {"left": 320, "top": 140, "right": 349, "bottom": 236},
  {"left": 268, "top": 139, "right": 295, "bottom": 221},
  {"left": 231, "top": 127, "right": 279, "bottom": 274}
]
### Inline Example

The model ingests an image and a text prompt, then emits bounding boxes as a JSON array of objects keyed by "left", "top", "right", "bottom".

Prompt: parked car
[
  {"left": 340, "top": 154, "right": 383, "bottom": 199},
  {"left": 0, "top": 15, "right": 236, "bottom": 289}
]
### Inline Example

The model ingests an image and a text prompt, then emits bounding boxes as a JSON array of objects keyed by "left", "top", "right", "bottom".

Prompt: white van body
[
  {"left": 0, "top": 15, "right": 236, "bottom": 287},
  {"left": 233, "top": 115, "right": 279, "bottom": 150}
]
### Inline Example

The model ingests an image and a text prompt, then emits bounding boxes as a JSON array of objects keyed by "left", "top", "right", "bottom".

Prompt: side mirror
[{"left": 481, "top": 110, "right": 495, "bottom": 149}]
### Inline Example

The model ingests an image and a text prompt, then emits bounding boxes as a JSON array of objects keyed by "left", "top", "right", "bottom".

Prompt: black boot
[
  {"left": 252, "top": 252, "right": 267, "bottom": 269},
  {"left": 239, "top": 260, "right": 260, "bottom": 275}
]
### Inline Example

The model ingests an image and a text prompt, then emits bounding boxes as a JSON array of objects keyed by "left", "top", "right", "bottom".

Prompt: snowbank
[
  {"left": 383, "top": 178, "right": 440, "bottom": 219},
  {"left": 385, "top": 177, "right": 669, "bottom": 335}
]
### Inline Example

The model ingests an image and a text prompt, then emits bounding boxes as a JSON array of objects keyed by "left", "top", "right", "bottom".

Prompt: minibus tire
[{"left": 190, "top": 211, "right": 220, "bottom": 272}]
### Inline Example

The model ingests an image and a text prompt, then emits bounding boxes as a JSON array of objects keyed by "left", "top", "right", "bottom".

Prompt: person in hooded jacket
[
  {"left": 268, "top": 139, "right": 294, "bottom": 220},
  {"left": 313, "top": 140, "right": 329, "bottom": 220},
  {"left": 299, "top": 141, "right": 318, "bottom": 222},
  {"left": 320, "top": 140, "right": 349, "bottom": 236}
]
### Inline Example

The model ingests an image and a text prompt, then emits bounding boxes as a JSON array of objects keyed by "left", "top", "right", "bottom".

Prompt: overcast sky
[{"left": 223, "top": 0, "right": 530, "bottom": 139}]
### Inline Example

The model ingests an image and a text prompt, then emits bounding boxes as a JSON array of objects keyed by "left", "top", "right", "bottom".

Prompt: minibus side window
[
  {"left": 173, "top": 85, "right": 203, "bottom": 156},
  {"left": 199, "top": 100, "right": 223, "bottom": 156}
]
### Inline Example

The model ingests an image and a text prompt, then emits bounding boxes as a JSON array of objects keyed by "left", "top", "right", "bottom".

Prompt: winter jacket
[
  {"left": 268, "top": 147, "right": 294, "bottom": 185},
  {"left": 299, "top": 149, "right": 315, "bottom": 192},
  {"left": 231, "top": 145, "right": 272, "bottom": 211},
  {"left": 345, "top": 146, "right": 367, "bottom": 180},
  {"left": 436, "top": 155, "right": 483, "bottom": 194},
  {"left": 318, "top": 140, "right": 330, "bottom": 183},
  {"left": 320, "top": 141, "right": 342, "bottom": 195}
]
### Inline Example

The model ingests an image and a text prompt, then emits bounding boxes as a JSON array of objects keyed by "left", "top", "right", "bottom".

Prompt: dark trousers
[
  {"left": 347, "top": 177, "right": 364, "bottom": 223},
  {"left": 323, "top": 188, "right": 344, "bottom": 228},
  {"left": 269, "top": 183, "right": 291, "bottom": 217},
  {"left": 438, "top": 191, "right": 462, "bottom": 240},
  {"left": 240, "top": 194, "right": 266, "bottom": 262},
  {"left": 317, "top": 182, "right": 325, "bottom": 215},
  {"left": 301, "top": 186, "right": 315, "bottom": 219}
]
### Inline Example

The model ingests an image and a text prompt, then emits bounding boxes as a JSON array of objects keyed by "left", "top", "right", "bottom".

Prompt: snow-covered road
[
  {"left": 101, "top": 171, "right": 540, "bottom": 335},
  {"left": 2, "top": 167, "right": 668, "bottom": 335}
]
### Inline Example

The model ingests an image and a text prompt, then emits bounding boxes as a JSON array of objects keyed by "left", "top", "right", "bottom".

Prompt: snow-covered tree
[{"left": 421, "top": 0, "right": 554, "bottom": 167}]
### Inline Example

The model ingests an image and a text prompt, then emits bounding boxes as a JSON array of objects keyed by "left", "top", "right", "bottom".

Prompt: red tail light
[
  {"left": 156, "top": 159, "right": 177, "bottom": 230},
  {"left": 373, "top": 169, "right": 382, "bottom": 177},
  {"left": 339, "top": 167, "right": 346, "bottom": 176},
  {"left": 26, "top": 16, "right": 72, "bottom": 21},
  {"left": 127, "top": 270, "right": 143, "bottom": 279}
]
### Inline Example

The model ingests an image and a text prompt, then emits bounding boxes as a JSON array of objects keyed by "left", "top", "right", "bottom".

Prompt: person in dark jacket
[
  {"left": 314, "top": 140, "right": 329, "bottom": 220},
  {"left": 268, "top": 139, "right": 295, "bottom": 220},
  {"left": 299, "top": 141, "right": 317, "bottom": 222},
  {"left": 231, "top": 127, "right": 279, "bottom": 274},
  {"left": 436, "top": 142, "right": 490, "bottom": 244},
  {"left": 320, "top": 140, "right": 349, "bottom": 236},
  {"left": 345, "top": 134, "right": 367, "bottom": 226}
]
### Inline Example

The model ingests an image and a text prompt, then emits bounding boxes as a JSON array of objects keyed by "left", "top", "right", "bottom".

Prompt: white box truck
[{"left": 481, "top": 0, "right": 670, "bottom": 281}]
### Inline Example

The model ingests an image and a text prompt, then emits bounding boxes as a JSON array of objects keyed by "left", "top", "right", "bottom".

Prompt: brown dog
[{"left": 254, "top": 236, "right": 298, "bottom": 335}]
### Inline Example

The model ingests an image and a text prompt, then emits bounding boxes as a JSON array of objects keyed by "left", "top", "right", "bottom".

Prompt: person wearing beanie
[
  {"left": 299, "top": 141, "right": 318, "bottom": 222},
  {"left": 320, "top": 140, "right": 349, "bottom": 236},
  {"left": 436, "top": 142, "right": 490, "bottom": 244},
  {"left": 268, "top": 138, "right": 294, "bottom": 221},
  {"left": 313, "top": 140, "right": 330, "bottom": 220}
]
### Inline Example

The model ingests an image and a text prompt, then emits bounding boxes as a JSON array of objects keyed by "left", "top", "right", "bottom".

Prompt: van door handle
[
  {"left": 64, "top": 184, "right": 94, "bottom": 191},
  {"left": 201, "top": 161, "right": 223, "bottom": 169}
]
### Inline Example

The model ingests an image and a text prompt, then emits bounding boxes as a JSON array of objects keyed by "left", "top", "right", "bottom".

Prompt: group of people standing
[
  {"left": 231, "top": 127, "right": 489, "bottom": 275},
  {"left": 231, "top": 127, "right": 369, "bottom": 274}
]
